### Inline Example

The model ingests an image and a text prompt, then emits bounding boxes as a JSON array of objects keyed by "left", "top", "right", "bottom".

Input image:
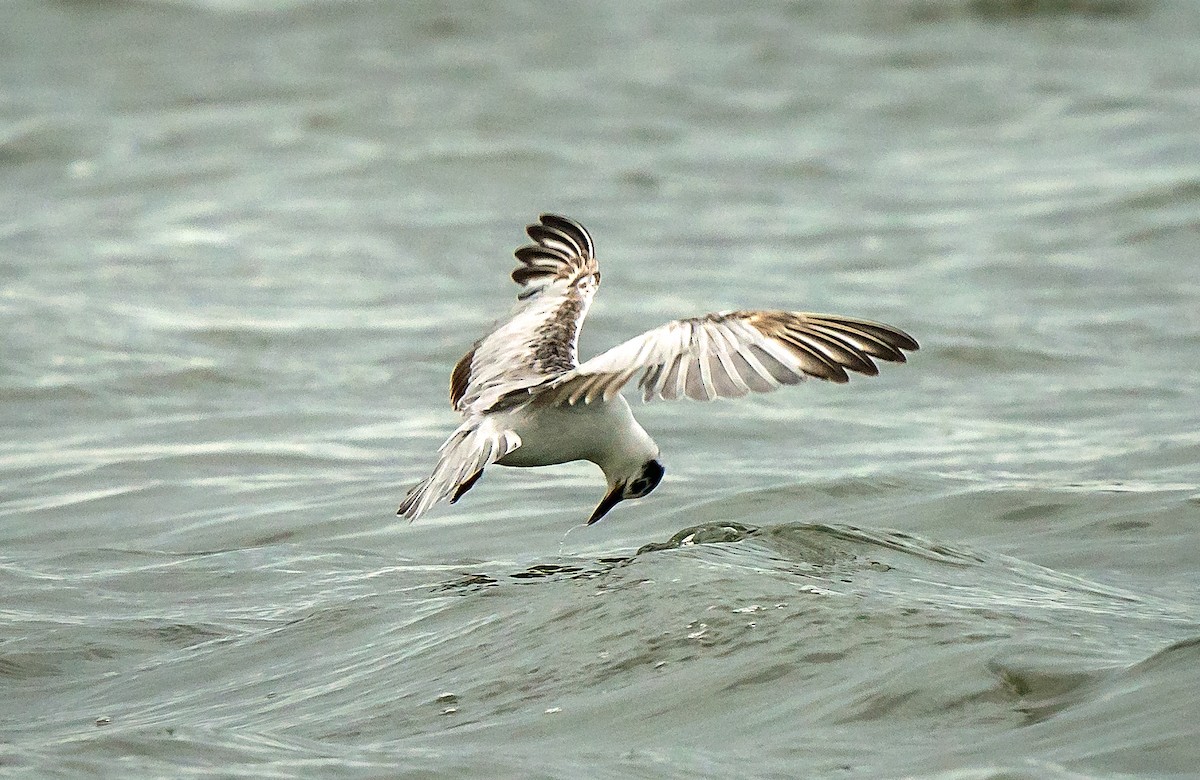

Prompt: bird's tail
[{"left": 397, "top": 419, "right": 521, "bottom": 521}]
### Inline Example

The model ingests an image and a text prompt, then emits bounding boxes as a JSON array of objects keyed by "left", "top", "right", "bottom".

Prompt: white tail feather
[{"left": 397, "top": 421, "right": 521, "bottom": 521}]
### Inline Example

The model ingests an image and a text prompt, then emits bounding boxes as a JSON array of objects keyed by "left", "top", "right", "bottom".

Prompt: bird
[{"left": 397, "top": 214, "right": 918, "bottom": 525}]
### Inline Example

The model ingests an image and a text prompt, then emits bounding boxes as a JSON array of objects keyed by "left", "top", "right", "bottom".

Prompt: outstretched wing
[
  {"left": 543, "top": 311, "right": 918, "bottom": 405},
  {"left": 450, "top": 214, "right": 601, "bottom": 415}
]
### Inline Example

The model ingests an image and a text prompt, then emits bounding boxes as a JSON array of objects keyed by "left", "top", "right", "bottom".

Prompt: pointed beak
[{"left": 587, "top": 484, "right": 625, "bottom": 525}]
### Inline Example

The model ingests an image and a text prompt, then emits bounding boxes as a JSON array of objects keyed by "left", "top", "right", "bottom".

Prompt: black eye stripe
[{"left": 627, "top": 461, "right": 665, "bottom": 498}]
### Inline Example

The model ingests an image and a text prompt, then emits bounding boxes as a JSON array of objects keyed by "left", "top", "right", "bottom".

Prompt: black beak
[{"left": 587, "top": 485, "right": 624, "bottom": 525}]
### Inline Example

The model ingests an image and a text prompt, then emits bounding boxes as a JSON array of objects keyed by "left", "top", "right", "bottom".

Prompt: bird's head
[{"left": 587, "top": 459, "right": 665, "bottom": 525}]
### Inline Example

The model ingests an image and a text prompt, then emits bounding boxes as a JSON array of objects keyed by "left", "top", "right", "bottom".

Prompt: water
[{"left": 3, "top": 0, "right": 1199, "bottom": 776}]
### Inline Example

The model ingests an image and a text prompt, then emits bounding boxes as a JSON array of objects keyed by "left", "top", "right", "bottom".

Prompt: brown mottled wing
[
  {"left": 543, "top": 311, "right": 918, "bottom": 404},
  {"left": 449, "top": 344, "right": 476, "bottom": 409},
  {"left": 450, "top": 214, "right": 601, "bottom": 414}
]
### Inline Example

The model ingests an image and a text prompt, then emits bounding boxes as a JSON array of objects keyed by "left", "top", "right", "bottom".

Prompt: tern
[{"left": 398, "top": 214, "right": 918, "bottom": 525}]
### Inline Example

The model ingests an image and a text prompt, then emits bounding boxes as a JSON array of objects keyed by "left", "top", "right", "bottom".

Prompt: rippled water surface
[{"left": 3, "top": 0, "right": 1199, "bottom": 777}]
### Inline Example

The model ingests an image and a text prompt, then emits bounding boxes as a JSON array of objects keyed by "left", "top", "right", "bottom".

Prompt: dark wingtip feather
[
  {"left": 509, "top": 214, "right": 598, "bottom": 296},
  {"left": 538, "top": 214, "right": 594, "bottom": 257},
  {"left": 804, "top": 314, "right": 920, "bottom": 360}
]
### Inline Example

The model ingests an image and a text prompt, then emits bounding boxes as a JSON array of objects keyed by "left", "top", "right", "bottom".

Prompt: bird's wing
[
  {"left": 451, "top": 214, "right": 600, "bottom": 415},
  {"left": 540, "top": 310, "right": 918, "bottom": 405},
  {"left": 397, "top": 418, "right": 522, "bottom": 521}
]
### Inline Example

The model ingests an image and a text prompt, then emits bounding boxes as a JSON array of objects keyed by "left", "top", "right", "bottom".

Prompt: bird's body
[
  {"left": 492, "top": 395, "right": 654, "bottom": 471},
  {"left": 398, "top": 214, "right": 918, "bottom": 525}
]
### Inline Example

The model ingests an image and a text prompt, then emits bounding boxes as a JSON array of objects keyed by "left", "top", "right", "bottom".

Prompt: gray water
[{"left": 3, "top": 0, "right": 1200, "bottom": 777}]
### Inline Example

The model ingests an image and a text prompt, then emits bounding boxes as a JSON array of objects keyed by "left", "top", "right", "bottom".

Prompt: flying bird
[{"left": 398, "top": 214, "right": 918, "bottom": 525}]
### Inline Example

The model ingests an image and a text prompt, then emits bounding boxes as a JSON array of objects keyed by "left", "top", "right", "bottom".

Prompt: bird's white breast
[{"left": 494, "top": 395, "right": 654, "bottom": 470}]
